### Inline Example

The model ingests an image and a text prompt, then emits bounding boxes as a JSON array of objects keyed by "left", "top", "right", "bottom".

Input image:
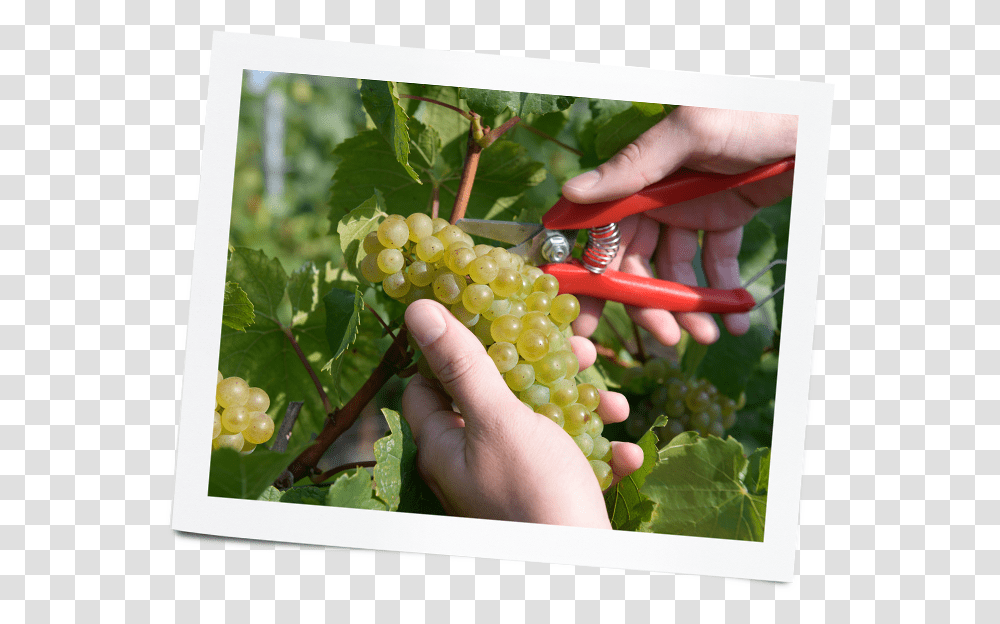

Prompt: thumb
[
  {"left": 405, "top": 298, "right": 524, "bottom": 432},
  {"left": 562, "top": 114, "right": 693, "bottom": 204}
]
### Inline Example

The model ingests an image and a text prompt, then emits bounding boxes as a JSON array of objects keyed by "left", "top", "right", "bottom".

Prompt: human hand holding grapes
[
  {"left": 402, "top": 299, "right": 644, "bottom": 529},
  {"left": 562, "top": 106, "right": 798, "bottom": 346}
]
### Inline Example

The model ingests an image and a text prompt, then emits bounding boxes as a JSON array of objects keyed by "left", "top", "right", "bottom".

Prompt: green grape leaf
[
  {"left": 328, "top": 125, "right": 544, "bottom": 223},
  {"left": 279, "top": 486, "right": 329, "bottom": 506},
  {"left": 641, "top": 432, "right": 767, "bottom": 541},
  {"left": 325, "top": 468, "right": 388, "bottom": 511},
  {"left": 595, "top": 102, "right": 675, "bottom": 161},
  {"left": 220, "top": 250, "right": 340, "bottom": 439},
  {"left": 359, "top": 80, "right": 421, "bottom": 183},
  {"left": 373, "top": 408, "right": 446, "bottom": 515},
  {"left": 604, "top": 427, "right": 659, "bottom": 531},
  {"left": 318, "top": 287, "right": 393, "bottom": 408},
  {"left": 692, "top": 323, "right": 773, "bottom": 401},
  {"left": 221, "top": 281, "right": 255, "bottom": 331},
  {"left": 225, "top": 247, "right": 288, "bottom": 320},
  {"left": 256, "top": 486, "right": 283, "bottom": 502},
  {"left": 208, "top": 445, "right": 306, "bottom": 500},
  {"left": 286, "top": 261, "right": 321, "bottom": 318},
  {"left": 335, "top": 191, "right": 389, "bottom": 280},
  {"left": 398, "top": 83, "right": 468, "bottom": 148},
  {"left": 744, "top": 447, "right": 770, "bottom": 495},
  {"left": 459, "top": 88, "right": 576, "bottom": 118},
  {"left": 323, "top": 287, "right": 364, "bottom": 361}
]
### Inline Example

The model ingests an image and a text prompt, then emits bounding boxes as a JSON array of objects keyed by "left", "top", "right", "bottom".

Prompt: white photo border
[{"left": 171, "top": 31, "right": 832, "bottom": 583}]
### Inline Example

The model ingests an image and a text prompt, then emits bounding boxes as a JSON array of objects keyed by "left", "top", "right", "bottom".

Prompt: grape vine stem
[
  {"left": 278, "top": 326, "right": 413, "bottom": 487},
  {"left": 282, "top": 327, "right": 334, "bottom": 416}
]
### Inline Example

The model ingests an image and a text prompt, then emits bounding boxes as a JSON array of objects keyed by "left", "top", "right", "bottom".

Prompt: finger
[
  {"left": 400, "top": 374, "right": 466, "bottom": 450},
  {"left": 701, "top": 227, "right": 750, "bottom": 336},
  {"left": 570, "top": 294, "right": 605, "bottom": 340},
  {"left": 655, "top": 226, "right": 720, "bottom": 344},
  {"left": 595, "top": 390, "right": 629, "bottom": 424},
  {"left": 562, "top": 115, "right": 694, "bottom": 203},
  {"left": 612, "top": 214, "right": 683, "bottom": 346},
  {"left": 405, "top": 299, "right": 525, "bottom": 438},
  {"left": 568, "top": 336, "right": 597, "bottom": 371},
  {"left": 609, "top": 441, "right": 646, "bottom": 487}
]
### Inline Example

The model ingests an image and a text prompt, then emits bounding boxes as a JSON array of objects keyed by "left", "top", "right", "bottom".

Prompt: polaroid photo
[{"left": 172, "top": 31, "right": 832, "bottom": 582}]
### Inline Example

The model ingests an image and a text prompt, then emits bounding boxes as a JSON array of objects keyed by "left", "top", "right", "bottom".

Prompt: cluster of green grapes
[
  {"left": 212, "top": 372, "right": 276, "bottom": 454},
  {"left": 363, "top": 213, "right": 615, "bottom": 490},
  {"left": 621, "top": 357, "right": 742, "bottom": 443}
]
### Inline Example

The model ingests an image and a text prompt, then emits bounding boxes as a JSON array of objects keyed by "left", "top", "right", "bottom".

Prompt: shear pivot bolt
[{"left": 541, "top": 232, "right": 570, "bottom": 264}]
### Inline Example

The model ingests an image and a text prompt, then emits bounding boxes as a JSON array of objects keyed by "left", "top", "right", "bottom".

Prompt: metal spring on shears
[{"left": 581, "top": 223, "right": 621, "bottom": 274}]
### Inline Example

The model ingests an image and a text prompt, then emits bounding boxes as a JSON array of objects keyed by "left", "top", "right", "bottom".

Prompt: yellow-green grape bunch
[
  {"left": 363, "top": 214, "right": 613, "bottom": 490},
  {"left": 620, "top": 357, "right": 743, "bottom": 444},
  {"left": 212, "top": 371, "right": 275, "bottom": 455}
]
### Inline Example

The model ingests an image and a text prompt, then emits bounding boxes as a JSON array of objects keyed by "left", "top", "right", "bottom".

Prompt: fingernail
[
  {"left": 407, "top": 301, "right": 447, "bottom": 348},
  {"left": 564, "top": 169, "right": 601, "bottom": 193}
]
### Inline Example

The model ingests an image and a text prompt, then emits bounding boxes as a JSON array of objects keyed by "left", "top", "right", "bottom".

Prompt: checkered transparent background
[{"left": 1, "top": 1, "right": 997, "bottom": 622}]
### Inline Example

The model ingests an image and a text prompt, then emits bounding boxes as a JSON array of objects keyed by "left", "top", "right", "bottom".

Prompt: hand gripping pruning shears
[{"left": 456, "top": 156, "right": 795, "bottom": 313}]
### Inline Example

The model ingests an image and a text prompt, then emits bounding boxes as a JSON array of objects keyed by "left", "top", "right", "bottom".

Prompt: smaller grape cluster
[
  {"left": 621, "top": 357, "right": 742, "bottom": 444},
  {"left": 213, "top": 371, "right": 275, "bottom": 454},
  {"left": 362, "top": 213, "right": 614, "bottom": 490}
]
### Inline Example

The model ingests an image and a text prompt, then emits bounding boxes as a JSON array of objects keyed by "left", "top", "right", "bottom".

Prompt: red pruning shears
[{"left": 456, "top": 156, "right": 794, "bottom": 313}]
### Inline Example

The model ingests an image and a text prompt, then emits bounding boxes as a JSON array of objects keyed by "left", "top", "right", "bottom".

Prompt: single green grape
[
  {"left": 508, "top": 300, "right": 527, "bottom": 318},
  {"left": 242, "top": 412, "right": 275, "bottom": 445},
  {"left": 363, "top": 231, "right": 384, "bottom": 254},
  {"left": 435, "top": 224, "right": 465, "bottom": 248},
  {"left": 548, "top": 378, "right": 579, "bottom": 406},
  {"left": 213, "top": 432, "right": 245, "bottom": 452},
  {"left": 360, "top": 253, "right": 388, "bottom": 283},
  {"left": 572, "top": 434, "right": 594, "bottom": 457},
  {"left": 416, "top": 236, "right": 445, "bottom": 263},
  {"left": 406, "top": 261, "right": 435, "bottom": 287},
  {"left": 406, "top": 213, "right": 433, "bottom": 242},
  {"left": 383, "top": 271, "right": 411, "bottom": 299},
  {"left": 450, "top": 301, "right": 479, "bottom": 327},
  {"left": 245, "top": 387, "right": 269, "bottom": 413},
  {"left": 709, "top": 422, "right": 726, "bottom": 438},
  {"left": 520, "top": 311, "right": 553, "bottom": 334},
  {"left": 473, "top": 316, "right": 496, "bottom": 347},
  {"left": 546, "top": 328, "right": 570, "bottom": 353},
  {"left": 482, "top": 297, "right": 511, "bottom": 321},
  {"left": 535, "top": 403, "right": 564, "bottom": 428},
  {"left": 468, "top": 256, "right": 499, "bottom": 284},
  {"left": 557, "top": 350, "right": 580, "bottom": 378},
  {"left": 590, "top": 460, "right": 613, "bottom": 490},
  {"left": 217, "top": 377, "right": 250, "bottom": 409},
  {"left": 590, "top": 436, "right": 612, "bottom": 463},
  {"left": 516, "top": 329, "right": 549, "bottom": 362},
  {"left": 562, "top": 403, "right": 589, "bottom": 436},
  {"left": 524, "top": 291, "right": 552, "bottom": 314},
  {"left": 504, "top": 363, "right": 536, "bottom": 392},
  {"left": 462, "top": 284, "right": 494, "bottom": 314},
  {"left": 377, "top": 218, "right": 409, "bottom": 249},
  {"left": 377, "top": 248, "right": 404, "bottom": 274},
  {"left": 520, "top": 384, "right": 550, "bottom": 407},
  {"left": 576, "top": 383, "right": 600, "bottom": 412},
  {"left": 532, "top": 273, "right": 559, "bottom": 297},
  {"left": 550, "top": 294, "right": 580, "bottom": 324},
  {"left": 585, "top": 412, "right": 604, "bottom": 437},
  {"left": 431, "top": 217, "right": 450, "bottom": 234},
  {"left": 487, "top": 341, "right": 518, "bottom": 373},
  {"left": 433, "top": 272, "right": 466, "bottom": 304},
  {"left": 446, "top": 246, "right": 477, "bottom": 274},
  {"left": 221, "top": 405, "right": 251, "bottom": 433},
  {"left": 490, "top": 315, "right": 523, "bottom": 344},
  {"left": 532, "top": 351, "right": 566, "bottom": 384},
  {"left": 490, "top": 268, "right": 521, "bottom": 298}
]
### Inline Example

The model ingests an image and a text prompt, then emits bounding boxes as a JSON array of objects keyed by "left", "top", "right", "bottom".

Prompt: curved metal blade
[{"left": 454, "top": 219, "right": 543, "bottom": 246}]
